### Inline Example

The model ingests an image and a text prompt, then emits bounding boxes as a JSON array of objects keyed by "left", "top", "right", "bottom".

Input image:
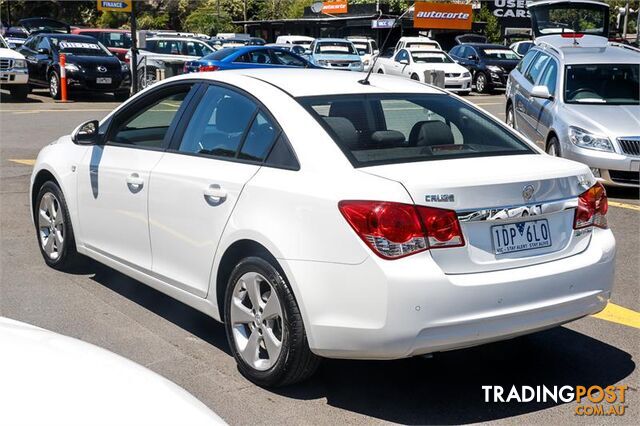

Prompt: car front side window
[
  {"left": 524, "top": 53, "right": 550, "bottom": 84},
  {"left": 108, "top": 87, "right": 191, "bottom": 149},
  {"left": 516, "top": 49, "right": 539, "bottom": 73}
]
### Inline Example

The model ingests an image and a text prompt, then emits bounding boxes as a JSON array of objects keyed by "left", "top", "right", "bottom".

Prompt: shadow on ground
[
  {"left": 606, "top": 185, "right": 640, "bottom": 201},
  {"left": 81, "top": 259, "right": 634, "bottom": 424},
  {"left": 0, "top": 88, "right": 124, "bottom": 104}
]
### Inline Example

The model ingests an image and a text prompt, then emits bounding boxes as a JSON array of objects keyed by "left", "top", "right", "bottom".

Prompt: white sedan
[
  {"left": 30, "top": 69, "right": 615, "bottom": 387},
  {"left": 374, "top": 48, "right": 472, "bottom": 94}
]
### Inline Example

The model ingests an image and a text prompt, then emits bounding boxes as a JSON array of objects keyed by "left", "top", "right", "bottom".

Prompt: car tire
[
  {"left": 459, "top": 90, "right": 471, "bottom": 96},
  {"left": 34, "top": 181, "right": 83, "bottom": 271},
  {"left": 224, "top": 256, "right": 320, "bottom": 387},
  {"left": 114, "top": 91, "right": 129, "bottom": 101},
  {"left": 474, "top": 72, "right": 488, "bottom": 94},
  {"left": 410, "top": 73, "right": 420, "bottom": 81},
  {"left": 9, "top": 85, "right": 29, "bottom": 100},
  {"left": 138, "top": 66, "right": 158, "bottom": 90},
  {"left": 546, "top": 136, "right": 561, "bottom": 157},
  {"left": 49, "top": 71, "right": 61, "bottom": 100},
  {"left": 506, "top": 103, "right": 516, "bottom": 128},
  {"left": 377, "top": 69, "right": 384, "bottom": 74}
]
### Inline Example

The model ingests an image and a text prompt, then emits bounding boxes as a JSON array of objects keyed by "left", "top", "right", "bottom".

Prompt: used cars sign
[{"left": 414, "top": 2, "right": 473, "bottom": 30}]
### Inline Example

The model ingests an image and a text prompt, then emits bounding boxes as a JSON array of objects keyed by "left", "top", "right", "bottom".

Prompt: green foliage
[
  {"left": 95, "top": 11, "right": 129, "bottom": 29},
  {"left": 183, "top": 4, "right": 239, "bottom": 35},
  {"left": 475, "top": 5, "right": 500, "bottom": 43},
  {"left": 136, "top": 12, "right": 170, "bottom": 30}
]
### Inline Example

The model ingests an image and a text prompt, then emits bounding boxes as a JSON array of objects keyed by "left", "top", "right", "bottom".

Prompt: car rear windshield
[
  {"left": 51, "top": 38, "right": 111, "bottom": 56},
  {"left": 406, "top": 42, "right": 438, "bottom": 50},
  {"left": 298, "top": 94, "right": 533, "bottom": 167},
  {"left": 202, "top": 48, "right": 237, "bottom": 61},
  {"left": 565, "top": 64, "right": 640, "bottom": 105}
]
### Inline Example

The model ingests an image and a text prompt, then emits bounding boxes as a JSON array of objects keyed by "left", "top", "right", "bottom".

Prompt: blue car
[
  {"left": 306, "top": 38, "right": 364, "bottom": 72},
  {"left": 183, "top": 46, "right": 312, "bottom": 73}
]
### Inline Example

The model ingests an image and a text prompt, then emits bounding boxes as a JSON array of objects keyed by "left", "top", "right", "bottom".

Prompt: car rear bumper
[
  {"left": 284, "top": 227, "right": 615, "bottom": 359},
  {"left": 562, "top": 143, "right": 640, "bottom": 187}
]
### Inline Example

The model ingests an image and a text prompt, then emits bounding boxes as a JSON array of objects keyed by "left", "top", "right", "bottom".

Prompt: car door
[
  {"left": 20, "top": 36, "right": 43, "bottom": 84},
  {"left": 532, "top": 58, "right": 558, "bottom": 144},
  {"left": 147, "top": 83, "right": 277, "bottom": 296},
  {"left": 34, "top": 37, "right": 53, "bottom": 83},
  {"left": 391, "top": 50, "right": 408, "bottom": 76},
  {"left": 520, "top": 53, "right": 551, "bottom": 144},
  {"left": 76, "top": 83, "right": 196, "bottom": 270}
]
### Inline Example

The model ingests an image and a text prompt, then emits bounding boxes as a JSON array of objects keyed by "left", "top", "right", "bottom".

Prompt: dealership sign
[
  {"left": 322, "top": 1, "right": 348, "bottom": 15},
  {"left": 414, "top": 2, "right": 473, "bottom": 30},
  {"left": 372, "top": 19, "right": 396, "bottom": 29},
  {"left": 487, "top": 0, "right": 531, "bottom": 28},
  {"left": 96, "top": 0, "right": 132, "bottom": 13}
]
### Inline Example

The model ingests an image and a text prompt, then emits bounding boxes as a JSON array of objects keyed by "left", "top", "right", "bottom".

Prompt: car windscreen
[
  {"left": 100, "top": 32, "right": 131, "bottom": 49},
  {"left": 564, "top": 64, "right": 640, "bottom": 105},
  {"left": 315, "top": 42, "right": 356, "bottom": 55},
  {"left": 479, "top": 48, "right": 519, "bottom": 60},
  {"left": 353, "top": 42, "right": 370, "bottom": 55},
  {"left": 411, "top": 52, "right": 453, "bottom": 64},
  {"left": 51, "top": 38, "right": 112, "bottom": 56},
  {"left": 406, "top": 42, "right": 438, "bottom": 50},
  {"left": 298, "top": 94, "right": 533, "bottom": 167}
]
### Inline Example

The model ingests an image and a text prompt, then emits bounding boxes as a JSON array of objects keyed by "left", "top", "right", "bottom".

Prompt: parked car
[
  {"left": 506, "top": 1, "right": 640, "bottom": 188},
  {"left": 347, "top": 36, "right": 379, "bottom": 71},
  {"left": 510, "top": 40, "right": 534, "bottom": 57},
  {"left": 17, "top": 17, "right": 70, "bottom": 35},
  {"left": 183, "top": 46, "right": 311, "bottom": 73},
  {"left": 394, "top": 36, "right": 441, "bottom": 52},
  {"left": 373, "top": 48, "right": 471, "bottom": 94},
  {"left": 264, "top": 43, "right": 306, "bottom": 55},
  {"left": 0, "top": 35, "right": 30, "bottom": 99},
  {"left": 17, "top": 33, "right": 130, "bottom": 100},
  {"left": 449, "top": 43, "right": 521, "bottom": 93},
  {"left": 126, "top": 36, "right": 218, "bottom": 88},
  {"left": 0, "top": 317, "right": 224, "bottom": 425},
  {"left": 30, "top": 68, "right": 614, "bottom": 387},
  {"left": 275, "top": 35, "right": 314, "bottom": 50},
  {"left": 307, "top": 38, "right": 363, "bottom": 71},
  {"left": 71, "top": 28, "right": 131, "bottom": 61},
  {"left": 3, "top": 27, "right": 29, "bottom": 49}
]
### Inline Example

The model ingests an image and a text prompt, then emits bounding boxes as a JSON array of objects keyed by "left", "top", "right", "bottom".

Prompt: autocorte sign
[
  {"left": 97, "top": 0, "right": 132, "bottom": 13},
  {"left": 414, "top": 2, "right": 473, "bottom": 30}
]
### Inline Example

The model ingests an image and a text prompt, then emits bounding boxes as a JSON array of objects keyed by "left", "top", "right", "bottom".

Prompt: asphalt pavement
[{"left": 1, "top": 87, "right": 638, "bottom": 425}]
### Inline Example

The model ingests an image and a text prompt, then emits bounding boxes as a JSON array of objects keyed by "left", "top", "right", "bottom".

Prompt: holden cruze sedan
[{"left": 30, "top": 69, "right": 615, "bottom": 387}]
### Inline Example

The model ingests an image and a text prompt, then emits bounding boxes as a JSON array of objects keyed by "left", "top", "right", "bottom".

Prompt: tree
[{"left": 475, "top": 5, "right": 500, "bottom": 43}]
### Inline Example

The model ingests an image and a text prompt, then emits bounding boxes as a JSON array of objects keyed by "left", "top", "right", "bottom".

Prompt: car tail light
[
  {"left": 199, "top": 65, "right": 219, "bottom": 72},
  {"left": 574, "top": 182, "right": 608, "bottom": 229},
  {"left": 338, "top": 201, "right": 464, "bottom": 259},
  {"left": 561, "top": 33, "right": 584, "bottom": 38}
]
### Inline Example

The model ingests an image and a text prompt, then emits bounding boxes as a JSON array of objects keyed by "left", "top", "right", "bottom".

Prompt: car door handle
[
  {"left": 126, "top": 173, "right": 144, "bottom": 192},
  {"left": 203, "top": 184, "right": 227, "bottom": 204}
]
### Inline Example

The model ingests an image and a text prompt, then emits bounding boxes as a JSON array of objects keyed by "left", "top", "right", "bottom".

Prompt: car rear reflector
[
  {"left": 574, "top": 182, "right": 608, "bottom": 229},
  {"left": 199, "top": 65, "right": 219, "bottom": 72},
  {"left": 338, "top": 201, "right": 465, "bottom": 259}
]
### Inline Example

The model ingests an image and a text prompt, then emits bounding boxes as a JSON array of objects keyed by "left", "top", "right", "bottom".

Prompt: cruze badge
[
  {"left": 425, "top": 194, "right": 455, "bottom": 202},
  {"left": 97, "top": 66, "right": 107, "bottom": 73},
  {"left": 522, "top": 184, "right": 535, "bottom": 201}
]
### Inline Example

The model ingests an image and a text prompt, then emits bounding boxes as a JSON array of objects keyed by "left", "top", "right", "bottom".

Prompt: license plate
[
  {"left": 96, "top": 77, "right": 112, "bottom": 84},
  {"left": 491, "top": 219, "right": 552, "bottom": 255}
]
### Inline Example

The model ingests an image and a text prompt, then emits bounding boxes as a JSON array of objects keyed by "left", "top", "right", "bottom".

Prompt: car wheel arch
[
  {"left": 31, "top": 168, "right": 60, "bottom": 218},
  {"left": 215, "top": 239, "right": 290, "bottom": 322}
]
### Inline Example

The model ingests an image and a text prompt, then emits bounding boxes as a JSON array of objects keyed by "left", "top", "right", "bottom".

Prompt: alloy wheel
[
  {"left": 476, "top": 74, "right": 485, "bottom": 93},
  {"left": 547, "top": 141, "right": 559, "bottom": 156},
  {"left": 506, "top": 107, "right": 514, "bottom": 128},
  {"left": 230, "top": 271, "right": 284, "bottom": 371},
  {"left": 49, "top": 74, "right": 58, "bottom": 98},
  {"left": 38, "top": 192, "right": 64, "bottom": 260}
]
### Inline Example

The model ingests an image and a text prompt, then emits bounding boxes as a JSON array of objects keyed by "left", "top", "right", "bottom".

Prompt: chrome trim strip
[{"left": 456, "top": 197, "right": 578, "bottom": 222}]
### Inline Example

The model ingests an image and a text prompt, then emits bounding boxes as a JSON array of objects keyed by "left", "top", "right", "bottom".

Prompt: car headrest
[
  {"left": 329, "top": 101, "right": 368, "bottom": 132},
  {"left": 409, "top": 120, "right": 454, "bottom": 146},
  {"left": 216, "top": 96, "right": 255, "bottom": 134},
  {"left": 323, "top": 116, "right": 359, "bottom": 149},
  {"left": 370, "top": 130, "right": 405, "bottom": 147}
]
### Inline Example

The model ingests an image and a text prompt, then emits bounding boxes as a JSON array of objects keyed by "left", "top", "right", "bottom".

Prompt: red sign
[
  {"left": 323, "top": 1, "right": 348, "bottom": 15},
  {"left": 414, "top": 2, "right": 473, "bottom": 30}
]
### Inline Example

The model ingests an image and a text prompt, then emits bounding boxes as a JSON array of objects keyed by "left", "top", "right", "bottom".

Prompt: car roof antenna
[{"left": 359, "top": 5, "right": 414, "bottom": 86}]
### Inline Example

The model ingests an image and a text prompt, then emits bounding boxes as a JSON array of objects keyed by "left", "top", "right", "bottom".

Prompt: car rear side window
[
  {"left": 178, "top": 85, "right": 257, "bottom": 158},
  {"left": 538, "top": 59, "right": 558, "bottom": 95},
  {"left": 239, "top": 111, "right": 279, "bottom": 161},
  {"left": 298, "top": 94, "right": 533, "bottom": 167},
  {"left": 516, "top": 49, "right": 539, "bottom": 73},
  {"left": 524, "top": 53, "right": 550, "bottom": 83}
]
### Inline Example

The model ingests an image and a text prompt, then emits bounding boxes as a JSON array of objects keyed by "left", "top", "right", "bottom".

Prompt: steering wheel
[{"left": 567, "top": 88, "right": 600, "bottom": 100}]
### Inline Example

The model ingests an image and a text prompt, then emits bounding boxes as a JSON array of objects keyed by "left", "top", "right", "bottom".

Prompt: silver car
[{"left": 505, "top": 37, "right": 640, "bottom": 187}]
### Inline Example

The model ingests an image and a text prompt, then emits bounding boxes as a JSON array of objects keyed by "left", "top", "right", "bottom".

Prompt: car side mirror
[
  {"left": 399, "top": 59, "right": 409, "bottom": 65},
  {"left": 467, "top": 55, "right": 477, "bottom": 61},
  {"left": 304, "top": 49, "right": 311, "bottom": 55},
  {"left": 373, "top": 50, "right": 379, "bottom": 55},
  {"left": 531, "top": 85, "right": 553, "bottom": 100},
  {"left": 37, "top": 48, "right": 49, "bottom": 54},
  {"left": 71, "top": 120, "right": 101, "bottom": 145}
]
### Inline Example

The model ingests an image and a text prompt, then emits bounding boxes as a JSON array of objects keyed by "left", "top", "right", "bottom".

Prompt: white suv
[{"left": 0, "top": 34, "right": 29, "bottom": 99}]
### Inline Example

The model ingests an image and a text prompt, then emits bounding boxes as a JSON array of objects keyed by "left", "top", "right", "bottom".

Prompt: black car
[
  {"left": 449, "top": 43, "right": 521, "bottom": 93},
  {"left": 17, "top": 33, "right": 130, "bottom": 100}
]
